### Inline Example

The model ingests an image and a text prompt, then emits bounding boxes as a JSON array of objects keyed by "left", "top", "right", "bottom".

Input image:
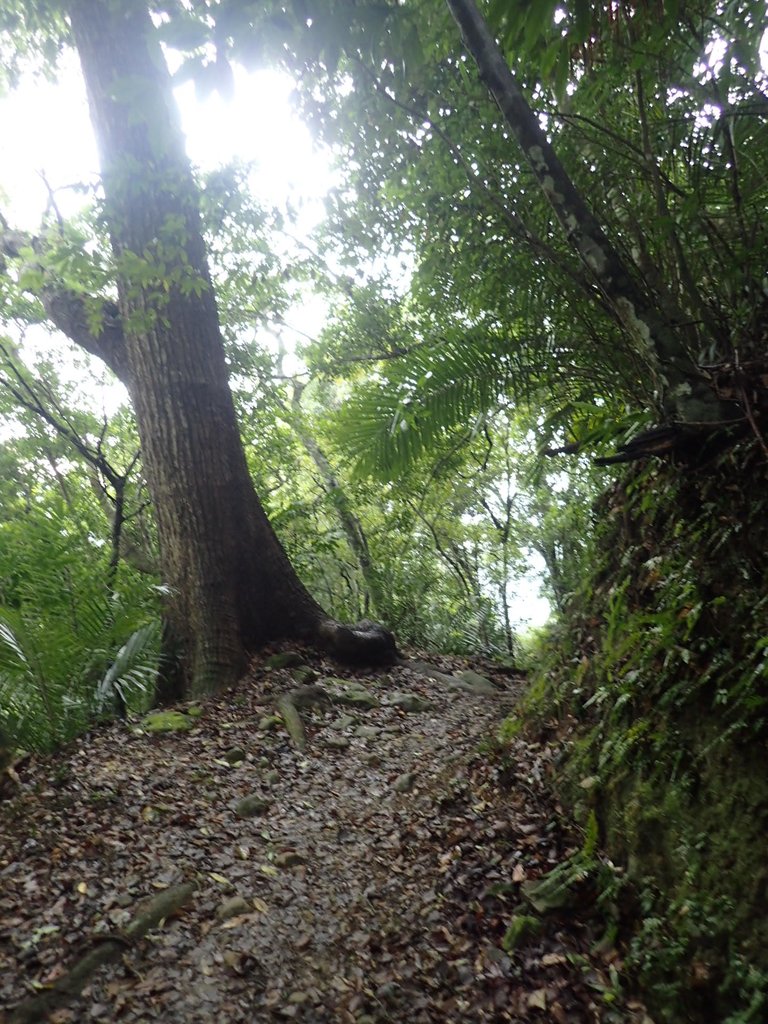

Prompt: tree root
[
  {"left": 318, "top": 619, "right": 399, "bottom": 665},
  {"left": 276, "top": 684, "right": 335, "bottom": 751},
  {"left": 276, "top": 694, "right": 307, "bottom": 752},
  {"left": 9, "top": 882, "right": 195, "bottom": 1024}
]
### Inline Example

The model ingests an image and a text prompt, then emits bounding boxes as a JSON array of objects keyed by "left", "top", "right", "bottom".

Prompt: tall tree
[
  {"left": 57, "top": 0, "right": 394, "bottom": 695},
  {"left": 233, "top": 0, "right": 764, "bottom": 467},
  {"left": 443, "top": 0, "right": 735, "bottom": 427}
]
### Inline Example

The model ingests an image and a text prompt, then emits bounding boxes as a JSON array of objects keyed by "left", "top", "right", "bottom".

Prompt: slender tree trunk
[
  {"left": 67, "top": 0, "right": 394, "bottom": 694},
  {"left": 289, "top": 384, "right": 383, "bottom": 616},
  {"left": 445, "top": 0, "right": 731, "bottom": 425}
]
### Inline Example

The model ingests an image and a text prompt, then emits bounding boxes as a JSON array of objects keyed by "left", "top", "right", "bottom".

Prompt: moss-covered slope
[{"left": 525, "top": 442, "right": 768, "bottom": 1023}]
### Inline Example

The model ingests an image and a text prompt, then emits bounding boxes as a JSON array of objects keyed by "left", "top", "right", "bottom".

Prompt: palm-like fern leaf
[
  {"left": 95, "top": 621, "right": 161, "bottom": 713},
  {"left": 336, "top": 326, "right": 546, "bottom": 479}
]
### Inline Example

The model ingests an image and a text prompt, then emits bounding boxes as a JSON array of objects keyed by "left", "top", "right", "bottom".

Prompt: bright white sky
[
  {"left": 0, "top": 54, "right": 333, "bottom": 229},
  {"left": 0, "top": 50, "right": 551, "bottom": 631},
  {"left": 0, "top": 55, "right": 329, "bottom": 393}
]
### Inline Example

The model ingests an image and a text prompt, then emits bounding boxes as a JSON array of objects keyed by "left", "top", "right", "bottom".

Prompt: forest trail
[{"left": 1, "top": 654, "right": 651, "bottom": 1024}]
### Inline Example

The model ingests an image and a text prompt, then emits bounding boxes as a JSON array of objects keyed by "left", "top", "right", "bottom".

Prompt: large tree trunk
[{"left": 67, "top": 0, "right": 395, "bottom": 694}]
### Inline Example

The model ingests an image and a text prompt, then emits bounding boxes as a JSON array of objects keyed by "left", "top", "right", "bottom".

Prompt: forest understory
[{"left": 0, "top": 650, "right": 650, "bottom": 1024}]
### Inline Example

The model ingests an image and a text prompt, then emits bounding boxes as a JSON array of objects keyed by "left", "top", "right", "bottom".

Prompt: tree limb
[
  {"left": 0, "top": 217, "right": 131, "bottom": 386},
  {"left": 444, "top": 0, "right": 736, "bottom": 422}
]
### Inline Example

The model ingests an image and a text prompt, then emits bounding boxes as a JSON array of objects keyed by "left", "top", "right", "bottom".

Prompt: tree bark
[
  {"left": 444, "top": 0, "right": 735, "bottom": 425},
  {"left": 66, "top": 0, "right": 395, "bottom": 693},
  {"left": 289, "top": 383, "right": 383, "bottom": 616}
]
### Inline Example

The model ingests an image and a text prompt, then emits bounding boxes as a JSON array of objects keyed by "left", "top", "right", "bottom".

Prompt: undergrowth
[
  {"left": 510, "top": 440, "right": 768, "bottom": 1023},
  {"left": 0, "top": 504, "right": 161, "bottom": 753}
]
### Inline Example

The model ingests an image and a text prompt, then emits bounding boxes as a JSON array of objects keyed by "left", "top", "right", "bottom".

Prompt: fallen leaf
[
  {"left": 541, "top": 952, "right": 567, "bottom": 966},
  {"left": 527, "top": 988, "right": 548, "bottom": 1010},
  {"left": 208, "top": 872, "right": 232, "bottom": 887}
]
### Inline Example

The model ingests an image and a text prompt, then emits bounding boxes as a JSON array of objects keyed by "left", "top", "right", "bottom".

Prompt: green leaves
[
  {"left": 95, "top": 621, "right": 162, "bottom": 715},
  {"left": 0, "top": 423, "right": 160, "bottom": 751},
  {"left": 334, "top": 328, "right": 521, "bottom": 479}
]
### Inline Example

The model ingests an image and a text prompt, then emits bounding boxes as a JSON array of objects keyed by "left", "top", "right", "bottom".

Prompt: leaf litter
[{"left": 0, "top": 651, "right": 652, "bottom": 1023}]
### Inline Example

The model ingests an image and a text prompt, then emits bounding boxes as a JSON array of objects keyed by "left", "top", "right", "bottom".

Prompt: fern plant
[
  {"left": 0, "top": 497, "right": 161, "bottom": 751},
  {"left": 0, "top": 600, "right": 160, "bottom": 752}
]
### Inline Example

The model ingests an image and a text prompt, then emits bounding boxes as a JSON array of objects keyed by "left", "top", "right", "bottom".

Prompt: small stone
[
  {"left": 453, "top": 670, "right": 498, "bottom": 695},
  {"left": 142, "top": 711, "right": 193, "bottom": 733},
  {"left": 344, "top": 692, "right": 379, "bottom": 710},
  {"left": 390, "top": 692, "right": 432, "bottom": 712},
  {"left": 393, "top": 772, "right": 416, "bottom": 793},
  {"left": 223, "top": 747, "right": 246, "bottom": 765},
  {"left": 365, "top": 752, "right": 382, "bottom": 766},
  {"left": 265, "top": 651, "right": 304, "bottom": 669},
  {"left": 290, "top": 666, "right": 317, "bottom": 685},
  {"left": 406, "top": 660, "right": 457, "bottom": 685},
  {"left": 287, "top": 991, "right": 309, "bottom": 1005},
  {"left": 329, "top": 715, "right": 355, "bottom": 731},
  {"left": 216, "top": 895, "right": 250, "bottom": 920},
  {"left": 258, "top": 715, "right": 282, "bottom": 732},
  {"left": 235, "top": 794, "right": 271, "bottom": 818},
  {"left": 376, "top": 981, "right": 401, "bottom": 1004},
  {"left": 275, "top": 851, "right": 306, "bottom": 868},
  {"left": 264, "top": 651, "right": 303, "bottom": 667},
  {"left": 324, "top": 681, "right": 379, "bottom": 709},
  {"left": 289, "top": 684, "right": 330, "bottom": 708},
  {"left": 354, "top": 725, "right": 381, "bottom": 740},
  {"left": 402, "top": 734, "right": 427, "bottom": 750},
  {"left": 324, "top": 736, "right": 350, "bottom": 750}
]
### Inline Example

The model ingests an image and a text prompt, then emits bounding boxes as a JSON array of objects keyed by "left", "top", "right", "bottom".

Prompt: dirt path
[{"left": 0, "top": 653, "right": 650, "bottom": 1023}]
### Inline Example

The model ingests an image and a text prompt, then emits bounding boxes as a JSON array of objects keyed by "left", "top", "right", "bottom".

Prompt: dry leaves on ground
[{"left": 0, "top": 651, "right": 651, "bottom": 1023}]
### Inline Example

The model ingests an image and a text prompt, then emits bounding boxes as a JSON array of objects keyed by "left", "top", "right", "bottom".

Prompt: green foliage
[
  {"left": 0, "top": 0, "right": 68, "bottom": 88},
  {"left": 334, "top": 326, "right": 535, "bottom": 481},
  {"left": 520, "top": 444, "right": 768, "bottom": 1021},
  {"left": 0, "top": 603, "right": 160, "bottom": 751},
  {"left": 0, "top": 445, "right": 160, "bottom": 751},
  {"left": 94, "top": 621, "right": 161, "bottom": 715}
]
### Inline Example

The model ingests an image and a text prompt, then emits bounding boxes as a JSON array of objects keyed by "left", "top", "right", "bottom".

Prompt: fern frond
[
  {"left": 336, "top": 326, "right": 546, "bottom": 479},
  {"left": 0, "top": 609, "right": 60, "bottom": 745},
  {"left": 95, "top": 621, "right": 161, "bottom": 713}
]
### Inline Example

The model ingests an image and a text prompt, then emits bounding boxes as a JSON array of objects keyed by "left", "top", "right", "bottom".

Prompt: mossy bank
[{"left": 519, "top": 441, "right": 768, "bottom": 1023}]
